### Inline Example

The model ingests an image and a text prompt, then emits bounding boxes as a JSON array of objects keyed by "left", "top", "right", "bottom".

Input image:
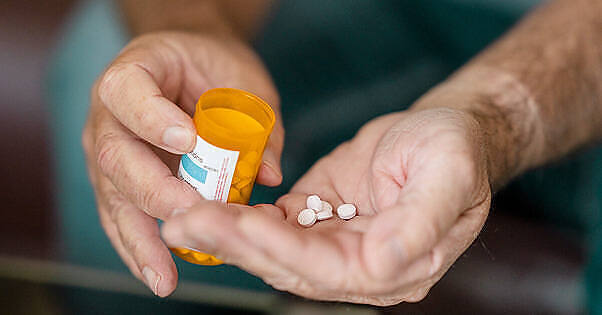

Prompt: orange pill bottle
[{"left": 172, "top": 88, "right": 275, "bottom": 265}]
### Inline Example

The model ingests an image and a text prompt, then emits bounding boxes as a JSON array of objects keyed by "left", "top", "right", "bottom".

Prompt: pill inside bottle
[{"left": 172, "top": 88, "right": 275, "bottom": 265}]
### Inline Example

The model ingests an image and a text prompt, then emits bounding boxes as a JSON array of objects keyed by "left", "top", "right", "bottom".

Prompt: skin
[
  {"left": 162, "top": 108, "right": 491, "bottom": 304},
  {"left": 82, "top": 31, "right": 283, "bottom": 297},
  {"left": 83, "top": 0, "right": 602, "bottom": 304}
]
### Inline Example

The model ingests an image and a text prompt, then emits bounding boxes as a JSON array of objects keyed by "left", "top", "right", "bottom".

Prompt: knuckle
[
  {"left": 106, "top": 194, "right": 130, "bottom": 224},
  {"left": 98, "top": 62, "right": 136, "bottom": 106},
  {"left": 137, "top": 181, "right": 163, "bottom": 215},
  {"left": 138, "top": 177, "right": 199, "bottom": 219},
  {"left": 123, "top": 232, "right": 145, "bottom": 260},
  {"left": 98, "top": 66, "right": 121, "bottom": 105},
  {"left": 95, "top": 132, "right": 125, "bottom": 177},
  {"left": 112, "top": 210, "right": 143, "bottom": 257}
]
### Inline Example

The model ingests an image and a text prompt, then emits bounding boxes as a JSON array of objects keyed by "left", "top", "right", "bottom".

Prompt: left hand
[{"left": 161, "top": 108, "right": 491, "bottom": 305}]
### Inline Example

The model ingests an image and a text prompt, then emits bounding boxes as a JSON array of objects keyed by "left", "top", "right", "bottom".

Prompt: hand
[
  {"left": 160, "top": 108, "right": 491, "bottom": 305},
  {"left": 82, "top": 31, "right": 284, "bottom": 296}
]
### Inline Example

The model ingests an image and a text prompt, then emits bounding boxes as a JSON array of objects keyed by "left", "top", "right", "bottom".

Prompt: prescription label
[{"left": 178, "top": 136, "right": 239, "bottom": 203}]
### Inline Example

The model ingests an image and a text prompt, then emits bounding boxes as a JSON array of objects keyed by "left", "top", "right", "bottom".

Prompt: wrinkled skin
[
  {"left": 162, "top": 108, "right": 492, "bottom": 305},
  {"left": 82, "top": 32, "right": 284, "bottom": 296}
]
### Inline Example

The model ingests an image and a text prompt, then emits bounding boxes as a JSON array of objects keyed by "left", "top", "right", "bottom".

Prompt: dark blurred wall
[{"left": 0, "top": 0, "right": 76, "bottom": 257}]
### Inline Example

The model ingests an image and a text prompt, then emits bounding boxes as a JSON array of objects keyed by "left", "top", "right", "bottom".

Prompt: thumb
[
  {"left": 362, "top": 154, "right": 475, "bottom": 280},
  {"left": 256, "top": 120, "right": 284, "bottom": 187}
]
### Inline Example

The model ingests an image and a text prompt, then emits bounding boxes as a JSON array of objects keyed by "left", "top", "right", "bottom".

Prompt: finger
[
  {"left": 97, "top": 43, "right": 196, "bottom": 154},
  {"left": 256, "top": 119, "right": 284, "bottom": 187},
  {"left": 251, "top": 203, "right": 286, "bottom": 221},
  {"left": 359, "top": 245, "right": 445, "bottom": 297},
  {"left": 161, "top": 201, "right": 294, "bottom": 283},
  {"left": 444, "top": 203, "right": 490, "bottom": 259},
  {"left": 111, "top": 194, "right": 179, "bottom": 297},
  {"left": 95, "top": 174, "right": 178, "bottom": 296},
  {"left": 363, "top": 154, "right": 480, "bottom": 280},
  {"left": 286, "top": 150, "right": 373, "bottom": 215},
  {"left": 97, "top": 200, "right": 143, "bottom": 281},
  {"left": 372, "top": 198, "right": 490, "bottom": 300},
  {"left": 235, "top": 210, "right": 349, "bottom": 292},
  {"left": 87, "top": 154, "right": 143, "bottom": 279},
  {"left": 282, "top": 159, "right": 347, "bottom": 212},
  {"left": 289, "top": 155, "right": 340, "bottom": 194},
  {"left": 423, "top": 195, "right": 491, "bottom": 282},
  {"left": 275, "top": 193, "right": 311, "bottom": 223},
  {"left": 94, "top": 107, "right": 201, "bottom": 219}
]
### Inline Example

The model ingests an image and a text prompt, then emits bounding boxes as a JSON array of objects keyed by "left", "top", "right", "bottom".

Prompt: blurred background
[{"left": 0, "top": 0, "right": 598, "bottom": 314}]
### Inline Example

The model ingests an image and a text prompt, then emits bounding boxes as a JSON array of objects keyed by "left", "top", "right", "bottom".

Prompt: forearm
[
  {"left": 118, "top": 0, "right": 274, "bottom": 40},
  {"left": 412, "top": 0, "right": 602, "bottom": 189}
]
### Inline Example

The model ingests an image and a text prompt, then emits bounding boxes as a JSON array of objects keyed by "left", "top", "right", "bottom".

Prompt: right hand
[{"left": 82, "top": 31, "right": 284, "bottom": 297}]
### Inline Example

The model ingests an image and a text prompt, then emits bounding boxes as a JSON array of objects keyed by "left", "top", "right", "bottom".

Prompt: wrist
[
  {"left": 119, "top": 0, "right": 263, "bottom": 42},
  {"left": 410, "top": 66, "right": 545, "bottom": 190}
]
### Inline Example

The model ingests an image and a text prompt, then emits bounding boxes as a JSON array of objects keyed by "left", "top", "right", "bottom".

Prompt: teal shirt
[{"left": 48, "top": 0, "right": 602, "bottom": 311}]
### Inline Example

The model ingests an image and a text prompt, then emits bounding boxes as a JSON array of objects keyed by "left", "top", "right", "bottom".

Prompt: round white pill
[
  {"left": 297, "top": 209, "right": 317, "bottom": 227},
  {"left": 306, "top": 195, "right": 322, "bottom": 211},
  {"left": 336, "top": 203, "right": 357, "bottom": 220},
  {"left": 321, "top": 200, "right": 333, "bottom": 213},
  {"left": 316, "top": 209, "right": 333, "bottom": 221}
]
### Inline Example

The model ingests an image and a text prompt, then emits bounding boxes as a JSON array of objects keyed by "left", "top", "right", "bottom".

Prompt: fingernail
[
  {"left": 171, "top": 208, "right": 188, "bottom": 217},
  {"left": 261, "top": 146, "right": 282, "bottom": 175},
  {"left": 142, "top": 266, "right": 161, "bottom": 296},
  {"left": 162, "top": 126, "right": 194, "bottom": 152},
  {"left": 262, "top": 160, "right": 282, "bottom": 179}
]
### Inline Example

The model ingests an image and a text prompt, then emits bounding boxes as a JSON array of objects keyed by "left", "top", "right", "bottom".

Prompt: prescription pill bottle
[{"left": 172, "top": 88, "right": 275, "bottom": 265}]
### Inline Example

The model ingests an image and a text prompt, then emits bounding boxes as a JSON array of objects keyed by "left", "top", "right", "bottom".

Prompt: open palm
[{"left": 162, "top": 108, "right": 492, "bottom": 305}]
